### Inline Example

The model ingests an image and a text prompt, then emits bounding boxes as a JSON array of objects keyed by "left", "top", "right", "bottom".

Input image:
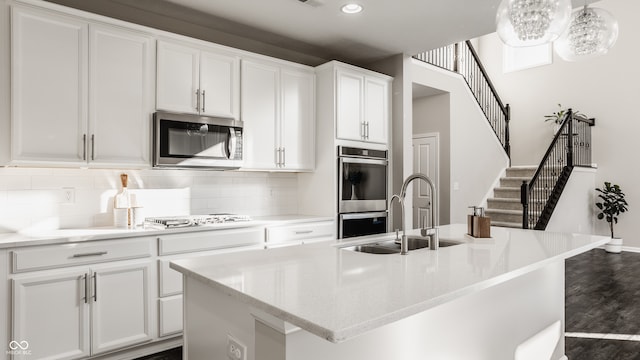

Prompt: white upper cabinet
[
  {"left": 11, "top": 6, "right": 88, "bottom": 164},
  {"left": 336, "top": 70, "right": 364, "bottom": 142},
  {"left": 364, "top": 77, "right": 389, "bottom": 144},
  {"left": 335, "top": 66, "right": 390, "bottom": 144},
  {"left": 156, "top": 40, "right": 240, "bottom": 119},
  {"left": 241, "top": 58, "right": 315, "bottom": 171},
  {"left": 280, "top": 68, "right": 315, "bottom": 170},
  {"left": 89, "top": 24, "right": 154, "bottom": 167},
  {"left": 241, "top": 59, "right": 279, "bottom": 170},
  {"left": 156, "top": 41, "right": 199, "bottom": 115},
  {"left": 11, "top": 6, "right": 154, "bottom": 167}
]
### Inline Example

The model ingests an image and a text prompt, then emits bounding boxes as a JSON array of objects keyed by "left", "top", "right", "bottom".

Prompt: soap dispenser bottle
[
  {"left": 467, "top": 206, "right": 479, "bottom": 236},
  {"left": 472, "top": 207, "right": 491, "bottom": 238}
]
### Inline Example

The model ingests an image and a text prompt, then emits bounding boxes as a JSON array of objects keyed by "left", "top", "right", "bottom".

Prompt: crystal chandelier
[
  {"left": 496, "top": 0, "right": 572, "bottom": 47},
  {"left": 554, "top": 5, "right": 619, "bottom": 61}
]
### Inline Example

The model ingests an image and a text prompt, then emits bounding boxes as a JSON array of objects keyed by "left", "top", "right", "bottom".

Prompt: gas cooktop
[{"left": 144, "top": 214, "right": 252, "bottom": 229}]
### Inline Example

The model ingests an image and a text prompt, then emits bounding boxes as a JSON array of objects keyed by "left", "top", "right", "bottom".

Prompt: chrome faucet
[{"left": 389, "top": 173, "right": 439, "bottom": 254}]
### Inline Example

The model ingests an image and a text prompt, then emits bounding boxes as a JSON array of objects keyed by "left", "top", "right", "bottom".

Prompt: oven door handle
[
  {"left": 340, "top": 157, "right": 388, "bottom": 166},
  {"left": 340, "top": 211, "right": 388, "bottom": 220}
]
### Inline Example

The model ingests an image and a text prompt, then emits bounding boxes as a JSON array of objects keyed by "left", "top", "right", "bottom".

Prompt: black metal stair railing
[
  {"left": 413, "top": 41, "right": 511, "bottom": 158},
  {"left": 520, "top": 110, "right": 595, "bottom": 230}
]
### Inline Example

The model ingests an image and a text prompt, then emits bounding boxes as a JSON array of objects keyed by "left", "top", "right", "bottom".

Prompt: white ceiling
[
  {"left": 156, "top": 0, "right": 600, "bottom": 66},
  {"left": 49, "top": 0, "right": 602, "bottom": 66},
  {"left": 162, "top": 0, "right": 504, "bottom": 64}
]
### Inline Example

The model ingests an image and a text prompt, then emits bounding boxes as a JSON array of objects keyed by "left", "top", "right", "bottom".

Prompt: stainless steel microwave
[{"left": 153, "top": 111, "right": 243, "bottom": 169}]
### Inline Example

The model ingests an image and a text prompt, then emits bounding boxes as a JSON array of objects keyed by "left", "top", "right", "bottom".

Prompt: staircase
[
  {"left": 486, "top": 166, "right": 536, "bottom": 228},
  {"left": 414, "top": 44, "right": 595, "bottom": 231}
]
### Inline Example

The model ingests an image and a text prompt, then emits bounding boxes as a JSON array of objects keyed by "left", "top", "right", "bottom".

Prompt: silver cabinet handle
[
  {"left": 91, "top": 134, "right": 95, "bottom": 161},
  {"left": 201, "top": 90, "right": 206, "bottom": 112},
  {"left": 365, "top": 122, "right": 369, "bottom": 140},
  {"left": 72, "top": 251, "right": 108, "bottom": 258},
  {"left": 282, "top": 147, "right": 286, "bottom": 168},
  {"left": 275, "top": 148, "right": 281, "bottom": 167},
  {"left": 195, "top": 89, "right": 200, "bottom": 111},
  {"left": 93, "top": 273, "right": 97, "bottom": 302},
  {"left": 295, "top": 230, "right": 313, "bottom": 235},
  {"left": 81, "top": 274, "right": 88, "bottom": 304},
  {"left": 361, "top": 122, "right": 365, "bottom": 139},
  {"left": 82, "top": 134, "right": 87, "bottom": 160}
]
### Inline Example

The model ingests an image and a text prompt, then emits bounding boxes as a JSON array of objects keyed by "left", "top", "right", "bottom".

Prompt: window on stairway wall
[{"left": 502, "top": 43, "right": 552, "bottom": 73}]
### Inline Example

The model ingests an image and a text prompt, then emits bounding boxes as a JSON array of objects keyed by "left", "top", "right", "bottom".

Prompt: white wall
[
  {"left": 412, "top": 60, "right": 509, "bottom": 223},
  {"left": 413, "top": 93, "right": 451, "bottom": 225},
  {"left": 546, "top": 167, "right": 596, "bottom": 234},
  {"left": 0, "top": 167, "right": 298, "bottom": 233},
  {"left": 476, "top": 0, "right": 638, "bottom": 246}
]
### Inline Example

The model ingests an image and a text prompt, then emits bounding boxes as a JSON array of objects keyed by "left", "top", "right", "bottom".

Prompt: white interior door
[{"left": 412, "top": 134, "right": 439, "bottom": 228}]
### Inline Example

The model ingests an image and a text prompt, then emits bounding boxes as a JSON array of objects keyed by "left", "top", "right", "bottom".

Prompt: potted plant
[
  {"left": 544, "top": 104, "right": 584, "bottom": 134},
  {"left": 595, "top": 181, "right": 629, "bottom": 253}
]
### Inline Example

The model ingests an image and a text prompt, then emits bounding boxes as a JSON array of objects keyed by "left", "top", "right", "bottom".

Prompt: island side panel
[
  {"left": 280, "top": 261, "right": 566, "bottom": 360},
  {"left": 183, "top": 277, "right": 258, "bottom": 360}
]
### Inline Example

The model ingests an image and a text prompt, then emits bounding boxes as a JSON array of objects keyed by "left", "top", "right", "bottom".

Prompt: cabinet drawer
[
  {"left": 12, "top": 237, "right": 152, "bottom": 273},
  {"left": 158, "top": 244, "right": 264, "bottom": 297},
  {"left": 159, "top": 296, "right": 183, "bottom": 337},
  {"left": 266, "top": 221, "right": 335, "bottom": 245},
  {"left": 158, "top": 227, "right": 264, "bottom": 255}
]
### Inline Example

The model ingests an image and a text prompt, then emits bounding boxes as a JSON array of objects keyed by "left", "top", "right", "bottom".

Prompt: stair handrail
[
  {"left": 521, "top": 110, "right": 595, "bottom": 229},
  {"left": 413, "top": 41, "right": 511, "bottom": 158}
]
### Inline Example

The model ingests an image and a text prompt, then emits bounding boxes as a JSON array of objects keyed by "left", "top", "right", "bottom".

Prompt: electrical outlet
[
  {"left": 61, "top": 188, "right": 75, "bottom": 204},
  {"left": 227, "top": 335, "right": 246, "bottom": 360}
]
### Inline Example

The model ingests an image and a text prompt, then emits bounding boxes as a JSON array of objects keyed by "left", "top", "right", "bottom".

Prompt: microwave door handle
[{"left": 226, "top": 128, "right": 235, "bottom": 160}]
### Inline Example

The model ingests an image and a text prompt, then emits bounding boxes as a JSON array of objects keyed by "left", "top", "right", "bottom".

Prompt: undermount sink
[{"left": 341, "top": 236, "right": 463, "bottom": 255}]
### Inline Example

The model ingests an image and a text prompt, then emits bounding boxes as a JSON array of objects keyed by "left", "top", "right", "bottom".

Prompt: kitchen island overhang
[{"left": 171, "top": 225, "right": 609, "bottom": 360}]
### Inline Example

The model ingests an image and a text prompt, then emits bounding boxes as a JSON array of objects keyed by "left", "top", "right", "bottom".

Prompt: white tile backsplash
[{"left": 0, "top": 168, "right": 299, "bottom": 232}]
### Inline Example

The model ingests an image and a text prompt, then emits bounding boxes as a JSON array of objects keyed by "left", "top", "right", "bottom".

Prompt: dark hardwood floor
[
  {"left": 565, "top": 249, "right": 640, "bottom": 359},
  {"left": 141, "top": 248, "right": 640, "bottom": 359}
]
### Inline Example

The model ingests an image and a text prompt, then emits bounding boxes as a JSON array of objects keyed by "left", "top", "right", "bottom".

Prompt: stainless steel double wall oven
[{"left": 337, "top": 146, "right": 388, "bottom": 238}]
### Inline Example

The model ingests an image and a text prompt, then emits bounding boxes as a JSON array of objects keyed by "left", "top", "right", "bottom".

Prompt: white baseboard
[{"left": 595, "top": 245, "right": 640, "bottom": 253}]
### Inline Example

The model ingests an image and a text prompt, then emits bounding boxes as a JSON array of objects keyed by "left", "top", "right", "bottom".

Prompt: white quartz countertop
[
  {"left": 170, "top": 224, "right": 610, "bottom": 343},
  {"left": 0, "top": 215, "right": 333, "bottom": 249}
]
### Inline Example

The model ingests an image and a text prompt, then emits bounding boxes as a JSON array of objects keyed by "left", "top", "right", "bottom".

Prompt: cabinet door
[
  {"left": 241, "top": 59, "right": 279, "bottom": 169},
  {"left": 12, "top": 269, "right": 90, "bottom": 360},
  {"left": 280, "top": 68, "right": 315, "bottom": 170},
  {"left": 364, "top": 77, "right": 389, "bottom": 144},
  {"left": 336, "top": 70, "right": 364, "bottom": 142},
  {"left": 90, "top": 261, "right": 152, "bottom": 355},
  {"left": 157, "top": 41, "right": 199, "bottom": 114},
  {"left": 89, "top": 24, "right": 154, "bottom": 167},
  {"left": 199, "top": 50, "right": 240, "bottom": 119},
  {"left": 11, "top": 6, "right": 88, "bottom": 164}
]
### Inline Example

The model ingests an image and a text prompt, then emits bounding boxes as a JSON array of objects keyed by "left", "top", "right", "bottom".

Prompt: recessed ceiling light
[{"left": 341, "top": 3, "right": 363, "bottom": 14}]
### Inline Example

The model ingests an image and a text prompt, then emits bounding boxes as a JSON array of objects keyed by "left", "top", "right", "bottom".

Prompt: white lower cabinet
[
  {"left": 156, "top": 227, "right": 265, "bottom": 339},
  {"left": 11, "top": 260, "right": 152, "bottom": 360},
  {"left": 12, "top": 268, "right": 90, "bottom": 360}
]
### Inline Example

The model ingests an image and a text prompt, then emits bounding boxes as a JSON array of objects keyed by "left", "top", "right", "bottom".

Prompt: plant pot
[{"left": 605, "top": 237, "right": 623, "bottom": 253}]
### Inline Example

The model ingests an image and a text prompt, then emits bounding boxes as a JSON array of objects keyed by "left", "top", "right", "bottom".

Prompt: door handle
[
  {"left": 93, "top": 273, "right": 97, "bottom": 302},
  {"left": 201, "top": 90, "right": 206, "bottom": 112},
  {"left": 282, "top": 147, "right": 286, "bottom": 168},
  {"left": 82, "top": 134, "right": 87, "bottom": 160},
  {"left": 195, "top": 89, "right": 200, "bottom": 111},
  {"left": 91, "top": 134, "right": 95, "bottom": 161},
  {"left": 81, "top": 274, "right": 89, "bottom": 304}
]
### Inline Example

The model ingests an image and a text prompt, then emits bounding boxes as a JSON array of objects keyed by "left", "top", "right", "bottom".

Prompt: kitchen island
[{"left": 170, "top": 225, "right": 609, "bottom": 360}]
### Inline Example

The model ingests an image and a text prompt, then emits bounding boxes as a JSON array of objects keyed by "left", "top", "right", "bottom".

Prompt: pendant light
[
  {"left": 554, "top": 4, "right": 619, "bottom": 61},
  {"left": 496, "top": 0, "right": 573, "bottom": 47}
]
